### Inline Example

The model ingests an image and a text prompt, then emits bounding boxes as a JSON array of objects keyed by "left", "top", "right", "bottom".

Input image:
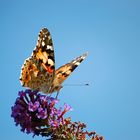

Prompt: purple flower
[
  {"left": 37, "top": 107, "right": 47, "bottom": 119},
  {"left": 11, "top": 90, "right": 104, "bottom": 140},
  {"left": 11, "top": 104, "right": 23, "bottom": 118},
  {"left": 64, "top": 103, "right": 73, "bottom": 112},
  {"left": 28, "top": 101, "right": 40, "bottom": 112},
  {"left": 11, "top": 90, "right": 70, "bottom": 136},
  {"left": 18, "top": 91, "right": 26, "bottom": 97},
  {"left": 49, "top": 119, "right": 61, "bottom": 127},
  {"left": 53, "top": 107, "right": 62, "bottom": 116},
  {"left": 47, "top": 96, "right": 59, "bottom": 106}
]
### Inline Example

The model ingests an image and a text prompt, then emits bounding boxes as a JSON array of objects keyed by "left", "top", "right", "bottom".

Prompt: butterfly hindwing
[{"left": 20, "top": 28, "right": 55, "bottom": 93}]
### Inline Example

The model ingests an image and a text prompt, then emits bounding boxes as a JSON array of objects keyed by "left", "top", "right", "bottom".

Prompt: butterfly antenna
[
  {"left": 55, "top": 91, "right": 59, "bottom": 99},
  {"left": 63, "top": 83, "right": 89, "bottom": 86}
]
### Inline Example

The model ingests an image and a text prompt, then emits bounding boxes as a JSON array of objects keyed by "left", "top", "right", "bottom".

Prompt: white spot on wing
[
  {"left": 48, "top": 59, "right": 54, "bottom": 66},
  {"left": 75, "top": 62, "right": 80, "bottom": 65},
  {"left": 47, "top": 45, "right": 53, "bottom": 50},
  {"left": 48, "top": 35, "right": 51, "bottom": 40},
  {"left": 42, "top": 42, "right": 45, "bottom": 46},
  {"left": 72, "top": 60, "right": 76, "bottom": 63}
]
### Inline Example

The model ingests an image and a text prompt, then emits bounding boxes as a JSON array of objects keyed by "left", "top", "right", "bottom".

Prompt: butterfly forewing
[{"left": 20, "top": 28, "right": 55, "bottom": 93}]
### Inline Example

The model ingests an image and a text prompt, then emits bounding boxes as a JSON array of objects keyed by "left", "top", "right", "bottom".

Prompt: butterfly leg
[
  {"left": 55, "top": 85, "right": 63, "bottom": 99},
  {"left": 55, "top": 91, "right": 60, "bottom": 99}
]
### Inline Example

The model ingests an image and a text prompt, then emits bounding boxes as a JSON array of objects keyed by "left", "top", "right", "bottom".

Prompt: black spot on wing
[
  {"left": 51, "top": 65, "right": 55, "bottom": 69},
  {"left": 70, "top": 65, "right": 78, "bottom": 72},
  {"left": 48, "top": 55, "right": 55, "bottom": 62},
  {"left": 42, "top": 47, "right": 47, "bottom": 52},
  {"left": 46, "top": 49, "right": 54, "bottom": 54},
  {"left": 79, "top": 58, "right": 84, "bottom": 63},
  {"left": 62, "top": 73, "right": 69, "bottom": 77}
]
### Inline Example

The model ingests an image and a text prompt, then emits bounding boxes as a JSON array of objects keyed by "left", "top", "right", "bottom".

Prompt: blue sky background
[{"left": 0, "top": 0, "right": 140, "bottom": 140}]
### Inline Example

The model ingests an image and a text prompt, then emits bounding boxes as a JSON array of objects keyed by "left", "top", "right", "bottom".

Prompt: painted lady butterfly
[{"left": 20, "top": 28, "right": 88, "bottom": 95}]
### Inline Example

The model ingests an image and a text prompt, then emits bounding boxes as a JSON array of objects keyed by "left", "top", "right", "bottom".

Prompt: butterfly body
[{"left": 20, "top": 28, "right": 88, "bottom": 94}]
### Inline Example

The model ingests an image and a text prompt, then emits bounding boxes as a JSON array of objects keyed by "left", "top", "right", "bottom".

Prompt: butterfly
[{"left": 20, "top": 28, "right": 88, "bottom": 95}]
